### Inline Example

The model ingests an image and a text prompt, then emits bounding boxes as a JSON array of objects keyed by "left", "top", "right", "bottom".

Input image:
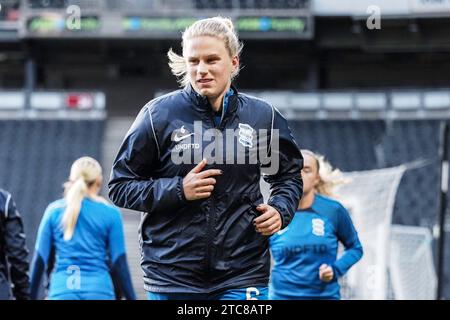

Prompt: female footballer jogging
[
  {"left": 269, "top": 150, "right": 363, "bottom": 300},
  {"left": 108, "top": 17, "right": 303, "bottom": 300}
]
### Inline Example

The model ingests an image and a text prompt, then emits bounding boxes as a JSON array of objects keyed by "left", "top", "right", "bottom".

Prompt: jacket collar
[{"left": 184, "top": 83, "right": 239, "bottom": 115}]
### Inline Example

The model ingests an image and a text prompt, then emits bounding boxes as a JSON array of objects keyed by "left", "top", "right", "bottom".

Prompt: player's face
[
  {"left": 301, "top": 154, "right": 320, "bottom": 194},
  {"left": 185, "top": 35, "right": 239, "bottom": 102}
]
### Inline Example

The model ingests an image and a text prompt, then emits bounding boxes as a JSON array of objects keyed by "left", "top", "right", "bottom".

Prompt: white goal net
[
  {"left": 388, "top": 224, "right": 437, "bottom": 300},
  {"left": 336, "top": 165, "right": 437, "bottom": 300}
]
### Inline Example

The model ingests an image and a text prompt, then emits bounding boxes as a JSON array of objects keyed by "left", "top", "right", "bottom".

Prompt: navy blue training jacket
[
  {"left": 0, "top": 189, "right": 30, "bottom": 300},
  {"left": 108, "top": 85, "right": 303, "bottom": 293}
]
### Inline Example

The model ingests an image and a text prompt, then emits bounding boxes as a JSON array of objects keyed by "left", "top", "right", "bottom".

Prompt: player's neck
[
  {"left": 209, "top": 94, "right": 224, "bottom": 113},
  {"left": 87, "top": 193, "right": 109, "bottom": 205},
  {"left": 299, "top": 191, "right": 315, "bottom": 210}
]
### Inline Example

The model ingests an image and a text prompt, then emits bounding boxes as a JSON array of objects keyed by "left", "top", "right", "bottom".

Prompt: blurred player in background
[
  {"left": 0, "top": 189, "right": 29, "bottom": 300},
  {"left": 30, "top": 157, "right": 135, "bottom": 300},
  {"left": 269, "top": 150, "right": 363, "bottom": 300},
  {"left": 108, "top": 16, "right": 303, "bottom": 300}
]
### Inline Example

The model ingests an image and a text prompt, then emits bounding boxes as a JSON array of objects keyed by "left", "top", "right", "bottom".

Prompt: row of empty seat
[
  {"left": 0, "top": 119, "right": 104, "bottom": 255},
  {"left": 290, "top": 119, "right": 444, "bottom": 228},
  {"left": 254, "top": 90, "right": 450, "bottom": 111}
]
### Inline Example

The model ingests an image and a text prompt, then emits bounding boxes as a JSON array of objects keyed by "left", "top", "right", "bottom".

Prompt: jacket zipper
[
  {"left": 204, "top": 112, "right": 217, "bottom": 284},
  {"left": 204, "top": 103, "right": 227, "bottom": 284},
  {"left": 205, "top": 197, "right": 215, "bottom": 283}
]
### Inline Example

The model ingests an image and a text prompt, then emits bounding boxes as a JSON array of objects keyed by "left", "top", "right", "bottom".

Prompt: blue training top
[
  {"left": 269, "top": 194, "right": 363, "bottom": 300},
  {"left": 30, "top": 197, "right": 135, "bottom": 299}
]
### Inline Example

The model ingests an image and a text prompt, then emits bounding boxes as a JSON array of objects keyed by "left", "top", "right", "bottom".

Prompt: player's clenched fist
[
  {"left": 254, "top": 204, "right": 282, "bottom": 236},
  {"left": 183, "top": 159, "right": 222, "bottom": 200},
  {"left": 319, "top": 264, "right": 334, "bottom": 282}
]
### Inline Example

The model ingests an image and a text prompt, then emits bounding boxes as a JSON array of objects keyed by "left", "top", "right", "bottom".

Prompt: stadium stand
[
  {"left": 1, "top": 0, "right": 449, "bottom": 300},
  {"left": 285, "top": 118, "right": 449, "bottom": 298},
  {"left": 194, "top": 0, "right": 310, "bottom": 10},
  {"left": 0, "top": 119, "right": 105, "bottom": 255}
]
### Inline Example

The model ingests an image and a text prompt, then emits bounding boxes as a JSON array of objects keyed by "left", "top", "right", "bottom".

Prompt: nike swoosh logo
[{"left": 173, "top": 133, "right": 194, "bottom": 142}]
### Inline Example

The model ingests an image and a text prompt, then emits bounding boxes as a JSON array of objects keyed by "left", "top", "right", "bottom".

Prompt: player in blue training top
[
  {"left": 30, "top": 157, "right": 136, "bottom": 300},
  {"left": 269, "top": 150, "right": 363, "bottom": 300}
]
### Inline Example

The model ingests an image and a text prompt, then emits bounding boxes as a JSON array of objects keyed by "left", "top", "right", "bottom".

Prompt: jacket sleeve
[
  {"left": 262, "top": 107, "right": 303, "bottom": 229},
  {"left": 3, "top": 195, "right": 30, "bottom": 300},
  {"left": 108, "top": 106, "right": 188, "bottom": 213}
]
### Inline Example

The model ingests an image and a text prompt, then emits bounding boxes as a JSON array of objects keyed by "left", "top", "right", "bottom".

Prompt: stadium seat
[{"left": 0, "top": 119, "right": 105, "bottom": 254}]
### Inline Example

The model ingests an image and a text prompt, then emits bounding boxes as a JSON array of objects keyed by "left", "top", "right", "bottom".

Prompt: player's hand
[
  {"left": 319, "top": 264, "right": 334, "bottom": 282},
  {"left": 183, "top": 159, "right": 222, "bottom": 201},
  {"left": 253, "top": 204, "right": 282, "bottom": 236}
]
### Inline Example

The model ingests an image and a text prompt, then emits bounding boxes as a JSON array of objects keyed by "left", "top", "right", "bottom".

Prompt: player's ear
[
  {"left": 96, "top": 176, "right": 103, "bottom": 188},
  {"left": 231, "top": 55, "right": 239, "bottom": 73},
  {"left": 313, "top": 174, "right": 320, "bottom": 188}
]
